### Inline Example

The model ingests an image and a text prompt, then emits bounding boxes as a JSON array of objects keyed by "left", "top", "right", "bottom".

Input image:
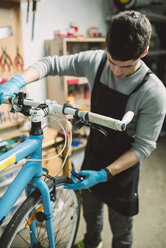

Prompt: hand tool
[
  {"left": 26, "top": 0, "right": 30, "bottom": 23},
  {"left": 0, "top": 48, "right": 13, "bottom": 72},
  {"left": 32, "top": 0, "right": 37, "bottom": 40},
  {"left": 14, "top": 47, "right": 24, "bottom": 72},
  {"left": 71, "top": 170, "right": 84, "bottom": 181}
]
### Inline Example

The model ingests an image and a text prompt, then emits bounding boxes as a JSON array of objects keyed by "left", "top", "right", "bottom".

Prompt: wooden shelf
[
  {"left": 61, "top": 37, "right": 106, "bottom": 43},
  {"left": 72, "top": 138, "right": 87, "bottom": 152},
  {"left": 65, "top": 76, "right": 88, "bottom": 85},
  {"left": 74, "top": 98, "right": 90, "bottom": 109},
  {"left": 0, "top": 121, "right": 23, "bottom": 130},
  {"left": 45, "top": 37, "right": 105, "bottom": 109},
  {"left": 1, "top": 129, "right": 28, "bottom": 140},
  {"left": 1, "top": 127, "right": 59, "bottom": 149}
]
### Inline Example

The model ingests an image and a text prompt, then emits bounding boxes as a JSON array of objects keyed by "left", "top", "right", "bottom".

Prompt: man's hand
[
  {"left": 0, "top": 75, "right": 26, "bottom": 104},
  {"left": 64, "top": 169, "right": 107, "bottom": 190}
]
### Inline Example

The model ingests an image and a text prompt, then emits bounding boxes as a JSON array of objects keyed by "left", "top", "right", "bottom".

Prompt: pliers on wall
[
  {"left": 14, "top": 47, "right": 24, "bottom": 72},
  {"left": 0, "top": 48, "right": 13, "bottom": 72}
]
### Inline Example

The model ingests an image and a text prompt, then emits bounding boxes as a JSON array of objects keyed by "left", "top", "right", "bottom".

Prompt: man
[{"left": 0, "top": 10, "right": 166, "bottom": 248}]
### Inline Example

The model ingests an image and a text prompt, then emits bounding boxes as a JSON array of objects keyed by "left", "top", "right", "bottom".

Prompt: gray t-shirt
[{"left": 32, "top": 50, "right": 166, "bottom": 160}]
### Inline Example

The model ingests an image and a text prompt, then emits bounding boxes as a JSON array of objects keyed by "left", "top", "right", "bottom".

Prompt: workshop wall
[
  {"left": 0, "top": 7, "right": 23, "bottom": 78},
  {"left": 20, "top": 0, "right": 108, "bottom": 101},
  {"left": 0, "top": 5, "right": 25, "bottom": 130}
]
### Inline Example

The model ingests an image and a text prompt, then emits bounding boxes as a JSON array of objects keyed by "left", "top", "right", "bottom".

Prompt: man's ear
[{"left": 140, "top": 47, "right": 149, "bottom": 58}]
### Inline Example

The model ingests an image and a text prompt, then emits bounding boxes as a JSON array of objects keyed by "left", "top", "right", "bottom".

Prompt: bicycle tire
[{"left": 0, "top": 176, "right": 81, "bottom": 248}]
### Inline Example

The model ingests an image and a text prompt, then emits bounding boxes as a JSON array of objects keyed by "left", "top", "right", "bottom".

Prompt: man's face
[{"left": 107, "top": 53, "right": 141, "bottom": 79}]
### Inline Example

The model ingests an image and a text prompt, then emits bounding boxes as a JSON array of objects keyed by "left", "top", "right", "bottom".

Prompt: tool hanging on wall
[
  {"left": 26, "top": 0, "right": 30, "bottom": 23},
  {"left": 32, "top": 0, "right": 38, "bottom": 40},
  {"left": 0, "top": 48, "right": 13, "bottom": 72},
  {"left": 14, "top": 47, "right": 24, "bottom": 72}
]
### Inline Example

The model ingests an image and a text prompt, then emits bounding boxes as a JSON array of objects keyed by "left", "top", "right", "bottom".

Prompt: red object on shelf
[
  {"left": 67, "top": 32, "right": 75, "bottom": 37},
  {"left": 70, "top": 25, "right": 79, "bottom": 33},
  {"left": 67, "top": 78, "right": 79, "bottom": 85}
]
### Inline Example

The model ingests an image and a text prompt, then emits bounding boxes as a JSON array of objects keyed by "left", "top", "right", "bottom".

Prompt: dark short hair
[{"left": 106, "top": 10, "right": 152, "bottom": 61}]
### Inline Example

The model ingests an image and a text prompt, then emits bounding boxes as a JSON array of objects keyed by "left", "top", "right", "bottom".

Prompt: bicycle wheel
[{"left": 0, "top": 176, "right": 81, "bottom": 248}]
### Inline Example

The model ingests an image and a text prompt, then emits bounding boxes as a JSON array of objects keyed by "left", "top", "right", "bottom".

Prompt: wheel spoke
[{"left": 0, "top": 178, "right": 80, "bottom": 248}]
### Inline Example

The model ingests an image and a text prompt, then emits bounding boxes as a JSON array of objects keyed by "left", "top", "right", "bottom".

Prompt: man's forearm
[
  {"left": 107, "top": 149, "right": 139, "bottom": 176},
  {"left": 20, "top": 66, "right": 40, "bottom": 84}
]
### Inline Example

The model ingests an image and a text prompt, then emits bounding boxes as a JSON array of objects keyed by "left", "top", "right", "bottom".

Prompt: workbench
[{"left": 1, "top": 127, "right": 72, "bottom": 177}]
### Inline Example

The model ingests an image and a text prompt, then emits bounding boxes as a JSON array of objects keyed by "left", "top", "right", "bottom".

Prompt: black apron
[{"left": 82, "top": 52, "right": 151, "bottom": 216}]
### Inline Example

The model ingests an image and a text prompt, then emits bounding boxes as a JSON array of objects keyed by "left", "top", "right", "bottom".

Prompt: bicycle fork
[
  {"left": 27, "top": 136, "right": 56, "bottom": 247},
  {"left": 29, "top": 177, "right": 56, "bottom": 248}
]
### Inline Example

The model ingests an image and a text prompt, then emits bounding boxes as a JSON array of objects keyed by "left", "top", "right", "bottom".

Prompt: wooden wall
[{"left": 0, "top": 5, "right": 24, "bottom": 132}]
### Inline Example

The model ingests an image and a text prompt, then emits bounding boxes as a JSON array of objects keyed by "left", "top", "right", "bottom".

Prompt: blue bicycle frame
[{"left": 0, "top": 123, "right": 56, "bottom": 247}]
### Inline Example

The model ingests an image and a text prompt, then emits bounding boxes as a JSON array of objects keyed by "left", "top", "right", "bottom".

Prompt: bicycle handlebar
[{"left": 3, "top": 95, "right": 134, "bottom": 131}]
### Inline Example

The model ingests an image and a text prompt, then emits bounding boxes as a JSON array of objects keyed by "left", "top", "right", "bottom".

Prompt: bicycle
[{"left": 0, "top": 92, "right": 134, "bottom": 248}]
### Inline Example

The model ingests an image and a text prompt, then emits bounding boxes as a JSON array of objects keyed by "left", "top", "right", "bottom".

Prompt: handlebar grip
[
  {"left": 86, "top": 111, "right": 134, "bottom": 131},
  {"left": 87, "top": 112, "right": 118, "bottom": 130}
]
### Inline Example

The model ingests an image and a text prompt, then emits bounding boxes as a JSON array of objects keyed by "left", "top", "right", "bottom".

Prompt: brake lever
[
  {"left": 70, "top": 118, "right": 84, "bottom": 130},
  {"left": 70, "top": 117, "right": 108, "bottom": 136},
  {"left": 11, "top": 104, "right": 31, "bottom": 116},
  {"left": 91, "top": 124, "right": 108, "bottom": 136},
  {"left": 11, "top": 104, "right": 21, "bottom": 113}
]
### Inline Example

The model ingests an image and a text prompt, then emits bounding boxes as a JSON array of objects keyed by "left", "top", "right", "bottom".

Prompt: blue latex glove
[
  {"left": 0, "top": 75, "right": 26, "bottom": 104},
  {"left": 64, "top": 169, "right": 107, "bottom": 190}
]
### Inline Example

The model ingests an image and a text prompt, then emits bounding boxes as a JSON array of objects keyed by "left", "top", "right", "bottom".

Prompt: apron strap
[
  {"left": 129, "top": 69, "right": 152, "bottom": 96},
  {"left": 94, "top": 51, "right": 107, "bottom": 85}
]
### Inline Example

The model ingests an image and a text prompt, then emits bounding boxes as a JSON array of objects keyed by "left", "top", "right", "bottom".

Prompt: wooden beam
[
  {"left": 0, "top": 2, "right": 20, "bottom": 8},
  {"left": 0, "top": 0, "right": 26, "bottom": 3},
  {"left": 0, "top": 0, "right": 40, "bottom": 9}
]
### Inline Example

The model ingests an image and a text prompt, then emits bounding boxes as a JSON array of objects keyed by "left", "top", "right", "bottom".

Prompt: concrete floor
[{"left": 74, "top": 135, "right": 166, "bottom": 248}]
